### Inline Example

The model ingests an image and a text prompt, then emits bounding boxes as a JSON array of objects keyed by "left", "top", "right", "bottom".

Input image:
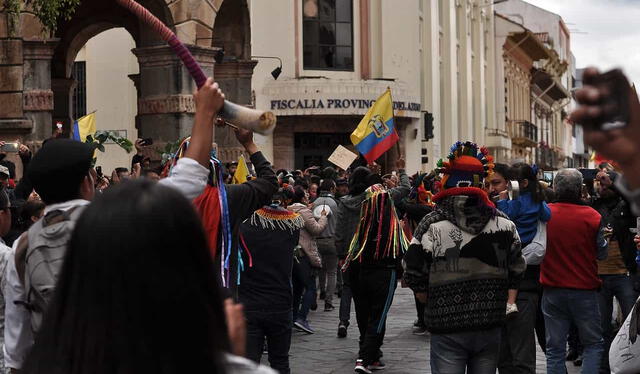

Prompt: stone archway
[
  {"left": 46, "top": 0, "right": 222, "bottom": 144},
  {"left": 211, "top": 0, "right": 257, "bottom": 162},
  {"left": 2, "top": 0, "right": 248, "bottom": 156}
]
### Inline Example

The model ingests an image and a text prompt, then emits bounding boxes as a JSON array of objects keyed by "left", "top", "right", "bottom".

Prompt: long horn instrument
[{"left": 115, "top": 0, "right": 276, "bottom": 135}]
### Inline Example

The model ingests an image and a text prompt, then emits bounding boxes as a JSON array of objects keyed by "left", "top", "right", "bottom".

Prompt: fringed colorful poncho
[
  {"left": 248, "top": 206, "right": 305, "bottom": 233},
  {"left": 344, "top": 184, "right": 409, "bottom": 268}
]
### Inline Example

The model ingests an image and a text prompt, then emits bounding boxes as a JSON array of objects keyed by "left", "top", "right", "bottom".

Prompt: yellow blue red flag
[
  {"left": 72, "top": 112, "right": 96, "bottom": 142},
  {"left": 350, "top": 89, "right": 398, "bottom": 163}
]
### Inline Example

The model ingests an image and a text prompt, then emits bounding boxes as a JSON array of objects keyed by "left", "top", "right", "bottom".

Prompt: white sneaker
[{"left": 355, "top": 359, "right": 373, "bottom": 374}]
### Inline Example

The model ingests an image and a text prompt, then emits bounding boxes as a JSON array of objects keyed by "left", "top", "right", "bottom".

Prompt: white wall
[
  {"left": 76, "top": 28, "right": 139, "bottom": 175},
  {"left": 381, "top": 0, "right": 421, "bottom": 173},
  {"left": 250, "top": 0, "right": 297, "bottom": 163}
]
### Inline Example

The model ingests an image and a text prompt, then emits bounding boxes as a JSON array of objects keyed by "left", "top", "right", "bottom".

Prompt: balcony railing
[{"left": 507, "top": 120, "right": 538, "bottom": 148}]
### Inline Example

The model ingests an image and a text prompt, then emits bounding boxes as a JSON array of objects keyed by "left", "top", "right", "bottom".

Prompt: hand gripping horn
[{"left": 115, "top": 0, "right": 276, "bottom": 135}]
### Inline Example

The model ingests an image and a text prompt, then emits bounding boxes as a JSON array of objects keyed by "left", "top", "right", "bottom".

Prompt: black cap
[{"left": 27, "top": 139, "right": 95, "bottom": 204}]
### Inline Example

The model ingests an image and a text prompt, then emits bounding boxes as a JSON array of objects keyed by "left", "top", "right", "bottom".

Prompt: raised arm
[
  {"left": 389, "top": 158, "right": 411, "bottom": 202},
  {"left": 185, "top": 78, "right": 225, "bottom": 167},
  {"left": 159, "top": 78, "right": 225, "bottom": 200},
  {"left": 225, "top": 128, "right": 279, "bottom": 226}
]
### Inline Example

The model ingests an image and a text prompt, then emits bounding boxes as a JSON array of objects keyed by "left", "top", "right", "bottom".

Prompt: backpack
[{"left": 15, "top": 206, "right": 84, "bottom": 333}]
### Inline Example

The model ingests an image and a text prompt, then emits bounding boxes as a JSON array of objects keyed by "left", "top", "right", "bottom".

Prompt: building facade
[
  {"left": 421, "top": 0, "right": 497, "bottom": 169},
  {"left": 2, "top": 0, "right": 582, "bottom": 175},
  {"left": 495, "top": 0, "right": 574, "bottom": 170},
  {"left": 489, "top": 13, "right": 549, "bottom": 164},
  {"left": 250, "top": 0, "right": 422, "bottom": 172},
  {"left": 250, "top": 0, "right": 500, "bottom": 173}
]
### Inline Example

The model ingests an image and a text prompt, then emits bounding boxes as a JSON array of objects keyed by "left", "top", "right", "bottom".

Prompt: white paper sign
[{"left": 328, "top": 145, "right": 358, "bottom": 171}]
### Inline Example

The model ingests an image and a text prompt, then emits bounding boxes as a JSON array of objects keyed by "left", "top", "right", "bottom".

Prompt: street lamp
[{"left": 251, "top": 56, "right": 283, "bottom": 80}]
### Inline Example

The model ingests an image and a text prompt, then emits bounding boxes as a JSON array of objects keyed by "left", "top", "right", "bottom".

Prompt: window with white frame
[{"left": 302, "top": 0, "right": 354, "bottom": 71}]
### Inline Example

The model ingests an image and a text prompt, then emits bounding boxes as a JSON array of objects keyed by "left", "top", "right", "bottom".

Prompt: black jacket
[
  {"left": 593, "top": 196, "right": 638, "bottom": 274},
  {"left": 334, "top": 171, "right": 411, "bottom": 258},
  {"left": 238, "top": 218, "right": 300, "bottom": 311},
  {"left": 222, "top": 152, "right": 279, "bottom": 297}
]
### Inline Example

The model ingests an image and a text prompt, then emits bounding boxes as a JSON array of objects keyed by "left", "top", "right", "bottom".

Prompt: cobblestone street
[{"left": 287, "top": 286, "right": 580, "bottom": 374}]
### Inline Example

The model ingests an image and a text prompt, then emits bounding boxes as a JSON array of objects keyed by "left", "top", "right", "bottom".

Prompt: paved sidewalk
[{"left": 285, "top": 286, "right": 580, "bottom": 373}]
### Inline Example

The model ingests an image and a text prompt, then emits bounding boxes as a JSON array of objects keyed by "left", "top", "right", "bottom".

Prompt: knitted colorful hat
[{"left": 436, "top": 141, "right": 494, "bottom": 189}]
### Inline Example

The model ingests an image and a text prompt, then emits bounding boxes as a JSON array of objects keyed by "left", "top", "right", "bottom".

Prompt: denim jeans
[
  {"left": 598, "top": 274, "right": 639, "bottom": 372},
  {"left": 292, "top": 255, "right": 316, "bottom": 321},
  {"left": 245, "top": 309, "right": 292, "bottom": 374},
  {"left": 542, "top": 287, "right": 603, "bottom": 374},
  {"left": 430, "top": 327, "right": 502, "bottom": 374}
]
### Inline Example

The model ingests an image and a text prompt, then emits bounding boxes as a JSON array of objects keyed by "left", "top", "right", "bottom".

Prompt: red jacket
[{"left": 541, "top": 203, "right": 604, "bottom": 290}]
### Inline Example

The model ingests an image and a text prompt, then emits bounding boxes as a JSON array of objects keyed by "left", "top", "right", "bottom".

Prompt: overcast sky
[{"left": 524, "top": 0, "right": 640, "bottom": 85}]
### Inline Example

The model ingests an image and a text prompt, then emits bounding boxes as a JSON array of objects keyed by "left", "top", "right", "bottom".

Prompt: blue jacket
[{"left": 497, "top": 192, "right": 551, "bottom": 245}]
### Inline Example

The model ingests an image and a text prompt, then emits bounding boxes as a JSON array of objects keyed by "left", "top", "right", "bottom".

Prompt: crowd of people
[{"left": 0, "top": 69, "right": 638, "bottom": 374}]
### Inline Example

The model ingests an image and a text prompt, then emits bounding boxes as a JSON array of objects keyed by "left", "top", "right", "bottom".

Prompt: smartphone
[
  {"left": 96, "top": 166, "right": 103, "bottom": 178},
  {"left": 140, "top": 138, "right": 154, "bottom": 146},
  {"left": 589, "top": 69, "right": 631, "bottom": 130},
  {"left": 0, "top": 143, "right": 19, "bottom": 152}
]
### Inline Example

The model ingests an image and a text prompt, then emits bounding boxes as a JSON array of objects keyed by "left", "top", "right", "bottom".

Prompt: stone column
[
  {"left": 23, "top": 40, "right": 57, "bottom": 141},
  {"left": 51, "top": 78, "right": 76, "bottom": 137},
  {"left": 128, "top": 73, "right": 141, "bottom": 132},
  {"left": 213, "top": 59, "right": 257, "bottom": 163},
  {"left": 133, "top": 44, "right": 219, "bottom": 142},
  {"left": 0, "top": 32, "right": 28, "bottom": 131}
]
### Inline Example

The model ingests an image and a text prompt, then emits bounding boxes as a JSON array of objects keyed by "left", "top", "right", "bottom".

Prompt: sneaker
[
  {"left": 368, "top": 360, "right": 386, "bottom": 371},
  {"left": 319, "top": 291, "right": 326, "bottom": 300},
  {"left": 338, "top": 322, "right": 348, "bottom": 338},
  {"left": 506, "top": 303, "right": 519, "bottom": 315},
  {"left": 412, "top": 324, "right": 428, "bottom": 335},
  {"left": 324, "top": 303, "right": 335, "bottom": 312},
  {"left": 355, "top": 359, "right": 372, "bottom": 374},
  {"left": 294, "top": 318, "right": 315, "bottom": 334}
]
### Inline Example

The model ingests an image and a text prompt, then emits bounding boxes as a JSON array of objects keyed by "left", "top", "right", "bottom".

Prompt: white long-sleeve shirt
[{"left": 158, "top": 157, "right": 209, "bottom": 201}]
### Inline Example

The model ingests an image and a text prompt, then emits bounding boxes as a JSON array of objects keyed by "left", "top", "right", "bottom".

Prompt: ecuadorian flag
[
  {"left": 72, "top": 112, "right": 96, "bottom": 142},
  {"left": 350, "top": 89, "right": 399, "bottom": 163}
]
